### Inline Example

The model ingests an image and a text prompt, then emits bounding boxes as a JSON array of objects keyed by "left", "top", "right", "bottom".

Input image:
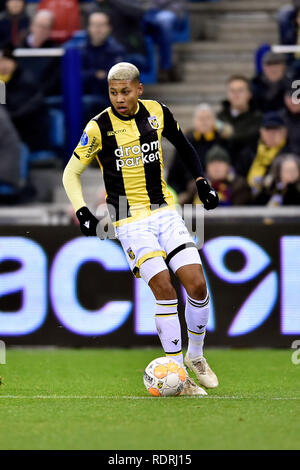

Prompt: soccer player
[{"left": 63, "top": 62, "right": 219, "bottom": 395}]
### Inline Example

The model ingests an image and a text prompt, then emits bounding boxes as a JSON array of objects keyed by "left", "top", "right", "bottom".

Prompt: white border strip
[
  {"left": 272, "top": 45, "right": 300, "bottom": 54},
  {"left": 13, "top": 48, "right": 64, "bottom": 57}
]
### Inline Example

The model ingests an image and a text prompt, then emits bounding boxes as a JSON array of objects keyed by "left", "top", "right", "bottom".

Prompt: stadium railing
[{"left": 0, "top": 205, "right": 299, "bottom": 225}]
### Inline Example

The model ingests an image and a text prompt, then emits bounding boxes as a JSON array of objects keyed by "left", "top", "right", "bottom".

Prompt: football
[{"left": 143, "top": 357, "right": 187, "bottom": 397}]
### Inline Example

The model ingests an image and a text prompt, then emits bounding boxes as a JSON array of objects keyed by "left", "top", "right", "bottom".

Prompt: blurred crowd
[
  {"left": 168, "top": 74, "right": 300, "bottom": 207},
  {"left": 0, "top": 0, "right": 300, "bottom": 208}
]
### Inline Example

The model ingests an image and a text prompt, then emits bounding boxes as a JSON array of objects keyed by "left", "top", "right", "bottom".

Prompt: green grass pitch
[{"left": 0, "top": 348, "right": 299, "bottom": 450}]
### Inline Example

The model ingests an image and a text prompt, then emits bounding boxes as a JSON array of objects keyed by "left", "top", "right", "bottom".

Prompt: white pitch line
[{"left": 0, "top": 395, "right": 299, "bottom": 400}]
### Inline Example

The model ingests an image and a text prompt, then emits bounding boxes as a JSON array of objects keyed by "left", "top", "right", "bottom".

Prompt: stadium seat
[
  {"left": 49, "top": 108, "right": 65, "bottom": 148},
  {"left": 45, "top": 96, "right": 63, "bottom": 108},
  {"left": 140, "top": 36, "right": 157, "bottom": 84},
  {"left": 255, "top": 43, "right": 271, "bottom": 75},
  {"left": 26, "top": 108, "right": 65, "bottom": 167},
  {"left": 0, "top": 143, "right": 30, "bottom": 198},
  {"left": 0, "top": 183, "right": 17, "bottom": 195},
  {"left": 172, "top": 13, "right": 191, "bottom": 43},
  {"left": 63, "top": 30, "right": 87, "bottom": 49}
]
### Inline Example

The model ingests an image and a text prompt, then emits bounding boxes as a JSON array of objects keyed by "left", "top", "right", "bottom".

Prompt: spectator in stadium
[
  {"left": 0, "top": 105, "right": 22, "bottom": 194},
  {"left": 278, "top": 0, "right": 300, "bottom": 45},
  {"left": 19, "top": 10, "right": 61, "bottom": 96},
  {"left": 0, "top": 44, "right": 50, "bottom": 152},
  {"left": 84, "top": 0, "right": 148, "bottom": 71},
  {"left": 278, "top": 0, "right": 300, "bottom": 77},
  {"left": 167, "top": 103, "right": 232, "bottom": 203},
  {"left": 81, "top": 12, "right": 127, "bottom": 117},
  {"left": 0, "top": 0, "right": 29, "bottom": 47},
  {"left": 193, "top": 145, "right": 252, "bottom": 206},
  {"left": 37, "top": 0, "right": 80, "bottom": 44},
  {"left": 217, "top": 75, "right": 262, "bottom": 171},
  {"left": 246, "top": 113, "right": 289, "bottom": 196},
  {"left": 251, "top": 52, "right": 288, "bottom": 113},
  {"left": 281, "top": 86, "right": 300, "bottom": 155},
  {"left": 143, "top": 0, "right": 187, "bottom": 82},
  {"left": 254, "top": 154, "right": 300, "bottom": 206}
]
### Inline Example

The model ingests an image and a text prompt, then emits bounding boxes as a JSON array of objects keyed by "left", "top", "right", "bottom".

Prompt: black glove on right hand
[
  {"left": 76, "top": 206, "right": 99, "bottom": 236},
  {"left": 196, "top": 178, "right": 219, "bottom": 210}
]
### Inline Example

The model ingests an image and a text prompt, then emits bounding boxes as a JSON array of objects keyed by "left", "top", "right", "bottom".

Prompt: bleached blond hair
[{"left": 107, "top": 62, "right": 140, "bottom": 82}]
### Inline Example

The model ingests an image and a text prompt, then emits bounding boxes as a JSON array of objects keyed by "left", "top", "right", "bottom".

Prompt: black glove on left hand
[
  {"left": 196, "top": 178, "right": 219, "bottom": 210},
  {"left": 76, "top": 206, "right": 99, "bottom": 236}
]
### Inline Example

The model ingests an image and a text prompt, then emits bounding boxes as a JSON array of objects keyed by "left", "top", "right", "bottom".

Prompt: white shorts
[{"left": 115, "top": 208, "right": 201, "bottom": 284}]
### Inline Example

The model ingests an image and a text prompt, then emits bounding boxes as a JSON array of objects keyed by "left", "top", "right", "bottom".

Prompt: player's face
[{"left": 109, "top": 80, "right": 143, "bottom": 116}]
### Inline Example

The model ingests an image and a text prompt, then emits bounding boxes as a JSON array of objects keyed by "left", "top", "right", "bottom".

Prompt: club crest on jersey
[
  {"left": 127, "top": 248, "right": 135, "bottom": 260},
  {"left": 148, "top": 116, "right": 159, "bottom": 129}
]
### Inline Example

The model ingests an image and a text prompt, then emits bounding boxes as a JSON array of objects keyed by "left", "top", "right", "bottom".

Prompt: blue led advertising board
[{"left": 0, "top": 218, "right": 299, "bottom": 347}]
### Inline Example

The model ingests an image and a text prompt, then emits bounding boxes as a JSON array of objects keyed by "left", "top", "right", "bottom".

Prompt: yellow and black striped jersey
[{"left": 73, "top": 99, "right": 203, "bottom": 225}]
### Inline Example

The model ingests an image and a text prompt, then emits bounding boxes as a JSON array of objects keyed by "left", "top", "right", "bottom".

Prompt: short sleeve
[{"left": 73, "top": 120, "right": 102, "bottom": 166}]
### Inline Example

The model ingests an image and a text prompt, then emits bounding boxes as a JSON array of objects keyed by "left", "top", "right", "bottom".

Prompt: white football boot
[
  {"left": 184, "top": 354, "right": 219, "bottom": 389},
  {"left": 180, "top": 376, "right": 207, "bottom": 396}
]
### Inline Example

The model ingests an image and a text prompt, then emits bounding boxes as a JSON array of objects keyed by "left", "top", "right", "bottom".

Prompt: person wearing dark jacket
[
  {"left": 254, "top": 153, "right": 300, "bottom": 206},
  {"left": 217, "top": 75, "right": 262, "bottom": 170},
  {"left": 245, "top": 113, "right": 290, "bottom": 196},
  {"left": 0, "top": 105, "right": 21, "bottom": 189},
  {"left": 167, "top": 104, "right": 232, "bottom": 202},
  {"left": 0, "top": 0, "right": 29, "bottom": 47},
  {"left": 84, "top": 0, "right": 147, "bottom": 70},
  {"left": 281, "top": 87, "right": 300, "bottom": 156},
  {"left": 143, "top": 0, "right": 186, "bottom": 82},
  {"left": 81, "top": 11, "right": 126, "bottom": 118},
  {"left": 278, "top": 0, "right": 300, "bottom": 45},
  {"left": 19, "top": 10, "right": 61, "bottom": 97},
  {"left": 251, "top": 52, "right": 288, "bottom": 113},
  {"left": 278, "top": 1, "right": 300, "bottom": 76},
  {"left": 193, "top": 145, "right": 252, "bottom": 206},
  {"left": 0, "top": 45, "right": 49, "bottom": 151}
]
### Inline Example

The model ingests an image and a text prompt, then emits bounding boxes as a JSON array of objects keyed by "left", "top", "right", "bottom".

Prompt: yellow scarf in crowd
[
  {"left": 193, "top": 130, "right": 216, "bottom": 141},
  {"left": 247, "top": 139, "right": 286, "bottom": 189},
  {"left": 0, "top": 73, "right": 12, "bottom": 83}
]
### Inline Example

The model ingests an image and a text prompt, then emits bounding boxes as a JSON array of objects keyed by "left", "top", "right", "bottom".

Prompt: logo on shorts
[
  {"left": 127, "top": 247, "right": 135, "bottom": 260},
  {"left": 148, "top": 116, "right": 159, "bottom": 129}
]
